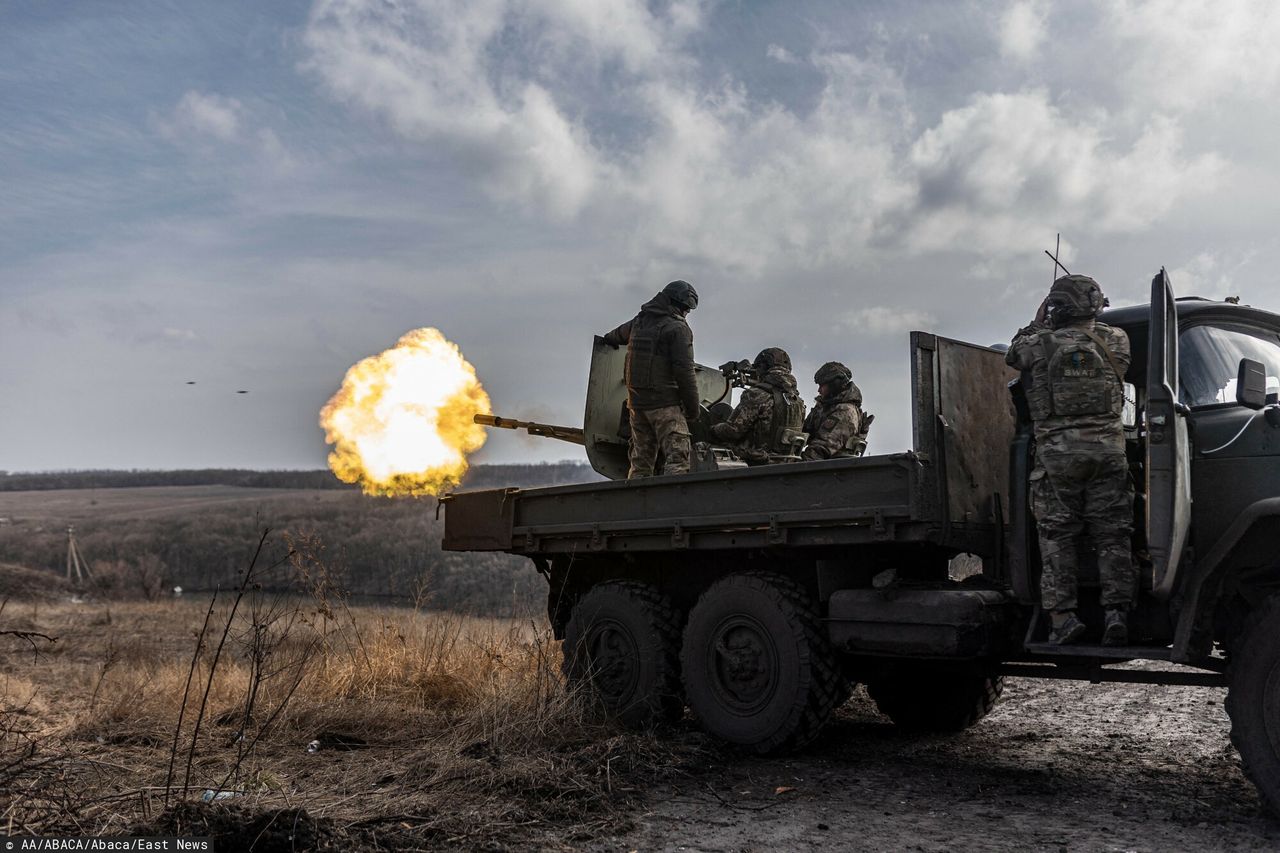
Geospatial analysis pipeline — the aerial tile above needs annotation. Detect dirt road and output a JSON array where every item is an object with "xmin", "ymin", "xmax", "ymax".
[{"xmin": 602, "ymin": 674, "xmax": 1280, "ymax": 852}]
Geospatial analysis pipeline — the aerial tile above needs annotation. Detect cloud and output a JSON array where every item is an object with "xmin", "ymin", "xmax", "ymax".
[
  {"xmin": 838, "ymin": 306, "xmax": 937, "ymax": 337},
  {"xmin": 1168, "ymin": 251, "xmax": 1256, "ymax": 301},
  {"xmin": 998, "ymin": 0, "xmax": 1048, "ymax": 62},
  {"xmin": 301, "ymin": 0, "xmax": 1234, "ymax": 275},
  {"xmin": 766, "ymin": 44, "xmax": 799, "ymax": 64},
  {"xmin": 904, "ymin": 92, "xmax": 1223, "ymax": 252},
  {"xmin": 163, "ymin": 91, "xmax": 243, "ymax": 142},
  {"xmin": 1105, "ymin": 0, "xmax": 1280, "ymax": 111}
]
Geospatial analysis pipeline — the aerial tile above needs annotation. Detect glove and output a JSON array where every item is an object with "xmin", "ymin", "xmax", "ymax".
[{"xmin": 1034, "ymin": 297, "xmax": 1050, "ymax": 325}]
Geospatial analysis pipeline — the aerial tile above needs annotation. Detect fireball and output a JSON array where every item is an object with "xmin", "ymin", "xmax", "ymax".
[{"xmin": 320, "ymin": 328, "xmax": 491, "ymax": 496}]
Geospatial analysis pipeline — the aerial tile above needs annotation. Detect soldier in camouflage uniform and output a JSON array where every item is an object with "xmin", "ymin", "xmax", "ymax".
[
  {"xmin": 1006, "ymin": 274, "xmax": 1136, "ymax": 646},
  {"xmin": 602, "ymin": 280, "xmax": 700, "ymax": 478},
  {"xmin": 801, "ymin": 361, "xmax": 870, "ymax": 460},
  {"xmin": 710, "ymin": 348, "xmax": 806, "ymax": 465}
]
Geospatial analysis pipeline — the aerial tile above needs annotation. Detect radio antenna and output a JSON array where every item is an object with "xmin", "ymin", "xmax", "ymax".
[{"xmin": 1045, "ymin": 233, "xmax": 1070, "ymax": 279}]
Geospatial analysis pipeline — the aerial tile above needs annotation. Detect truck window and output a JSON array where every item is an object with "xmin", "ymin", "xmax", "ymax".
[{"xmin": 1179, "ymin": 324, "xmax": 1280, "ymax": 407}]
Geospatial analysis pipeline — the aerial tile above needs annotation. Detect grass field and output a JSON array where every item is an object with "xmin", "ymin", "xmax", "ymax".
[
  {"xmin": 0, "ymin": 485, "xmax": 358, "ymax": 523},
  {"xmin": 1, "ymin": 593, "xmax": 695, "ymax": 850}
]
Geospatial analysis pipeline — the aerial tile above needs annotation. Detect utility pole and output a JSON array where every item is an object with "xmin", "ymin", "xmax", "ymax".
[{"xmin": 66, "ymin": 525, "xmax": 91, "ymax": 584}]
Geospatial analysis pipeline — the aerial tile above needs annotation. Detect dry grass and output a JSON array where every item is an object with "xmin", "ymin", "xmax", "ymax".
[{"xmin": 0, "ymin": 591, "xmax": 708, "ymax": 850}]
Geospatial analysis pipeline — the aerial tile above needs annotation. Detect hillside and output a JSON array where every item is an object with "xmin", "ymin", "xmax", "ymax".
[{"xmin": 0, "ymin": 464, "xmax": 597, "ymax": 614}]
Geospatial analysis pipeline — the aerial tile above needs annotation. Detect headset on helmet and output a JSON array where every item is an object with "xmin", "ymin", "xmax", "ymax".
[
  {"xmin": 1046, "ymin": 274, "xmax": 1106, "ymax": 326},
  {"xmin": 662, "ymin": 279, "xmax": 699, "ymax": 311},
  {"xmin": 814, "ymin": 361, "xmax": 852, "ymax": 390}
]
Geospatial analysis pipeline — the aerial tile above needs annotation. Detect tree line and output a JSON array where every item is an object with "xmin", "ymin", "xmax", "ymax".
[{"xmin": 0, "ymin": 463, "xmax": 598, "ymax": 492}]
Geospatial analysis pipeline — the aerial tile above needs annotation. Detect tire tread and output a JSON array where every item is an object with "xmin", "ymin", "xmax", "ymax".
[
  {"xmin": 1226, "ymin": 594, "xmax": 1280, "ymax": 816},
  {"xmin": 683, "ymin": 571, "xmax": 842, "ymax": 754},
  {"xmin": 562, "ymin": 580, "xmax": 684, "ymax": 726}
]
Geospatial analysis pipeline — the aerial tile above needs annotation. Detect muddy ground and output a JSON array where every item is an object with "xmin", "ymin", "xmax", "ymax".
[{"xmin": 602, "ymin": 672, "xmax": 1279, "ymax": 853}]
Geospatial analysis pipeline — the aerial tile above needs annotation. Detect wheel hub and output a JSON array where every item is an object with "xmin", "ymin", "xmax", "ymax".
[
  {"xmin": 586, "ymin": 619, "xmax": 639, "ymax": 700},
  {"xmin": 709, "ymin": 616, "xmax": 778, "ymax": 713}
]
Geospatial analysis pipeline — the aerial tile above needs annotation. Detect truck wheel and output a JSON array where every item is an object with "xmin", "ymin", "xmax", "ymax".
[
  {"xmin": 681, "ymin": 572, "xmax": 841, "ymax": 754},
  {"xmin": 1226, "ymin": 594, "xmax": 1280, "ymax": 815},
  {"xmin": 561, "ymin": 581, "xmax": 683, "ymax": 727},
  {"xmin": 868, "ymin": 663, "xmax": 1003, "ymax": 732}
]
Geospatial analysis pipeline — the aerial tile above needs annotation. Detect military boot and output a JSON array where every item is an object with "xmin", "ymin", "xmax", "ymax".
[
  {"xmin": 1048, "ymin": 611, "xmax": 1087, "ymax": 645},
  {"xmin": 1102, "ymin": 608, "xmax": 1129, "ymax": 646}
]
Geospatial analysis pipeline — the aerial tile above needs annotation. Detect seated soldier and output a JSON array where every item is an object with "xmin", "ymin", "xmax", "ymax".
[
  {"xmin": 801, "ymin": 361, "xmax": 871, "ymax": 460},
  {"xmin": 710, "ymin": 348, "xmax": 807, "ymax": 465}
]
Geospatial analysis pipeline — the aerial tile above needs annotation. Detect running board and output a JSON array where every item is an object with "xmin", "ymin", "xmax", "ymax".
[{"xmin": 1021, "ymin": 642, "xmax": 1173, "ymax": 661}]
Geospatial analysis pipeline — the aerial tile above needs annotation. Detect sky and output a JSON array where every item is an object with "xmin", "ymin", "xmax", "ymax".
[{"xmin": 4, "ymin": 0, "xmax": 1280, "ymax": 472}]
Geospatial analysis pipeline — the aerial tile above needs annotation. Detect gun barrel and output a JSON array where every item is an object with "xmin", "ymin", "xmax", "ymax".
[{"xmin": 473, "ymin": 413, "xmax": 586, "ymax": 446}]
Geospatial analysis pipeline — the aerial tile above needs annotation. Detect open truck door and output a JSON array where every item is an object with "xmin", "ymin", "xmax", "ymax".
[{"xmin": 1145, "ymin": 269, "xmax": 1193, "ymax": 599}]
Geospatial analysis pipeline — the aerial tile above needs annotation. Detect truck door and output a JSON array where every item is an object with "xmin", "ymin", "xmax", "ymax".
[
  {"xmin": 1146, "ymin": 269, "xmax": 1193, "ymax": 599},
  {"xmin": 1177, "ymin": 316, "xmax": 1280, "ymax": 608}
]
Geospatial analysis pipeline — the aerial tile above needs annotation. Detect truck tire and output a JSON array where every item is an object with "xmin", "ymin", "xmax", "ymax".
[
  {"xmin": 681, "ymin": 572, "xmax": 841, "ymax": 754},
  {"xmin": 868, "ymin": 663, "xmax": 1003, "ymax": 732},
  {"xmin": 1226, "ymin": 594, "xmax": 1280, "ymax": 815},
  {"xmin": 561, "ymin": 581, "xmax": 683, "ymax": 727}
]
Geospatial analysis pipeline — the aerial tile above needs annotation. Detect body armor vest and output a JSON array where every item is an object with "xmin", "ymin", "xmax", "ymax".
[
  {"xmin": 1030, "ymin": 330, "xmax": 1121, "ymax": 420},
  {"xmin": 625, "ymin": 317, "xmax": 661, "ymax": 390}
]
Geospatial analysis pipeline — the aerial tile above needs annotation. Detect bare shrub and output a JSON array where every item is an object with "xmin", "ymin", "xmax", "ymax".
[
  {"xmin": 132, "ymin": 554, "xmax": 169, "ymax": 602},
  {"xmin": 3, "ymin": 533, "xmax": 707, "ymax": 846}
]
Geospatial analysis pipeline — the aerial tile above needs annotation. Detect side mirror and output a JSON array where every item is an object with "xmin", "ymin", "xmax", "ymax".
[{"xmin": 1237, "ymin": 358, "xmax": 1268, "ymax": 409}]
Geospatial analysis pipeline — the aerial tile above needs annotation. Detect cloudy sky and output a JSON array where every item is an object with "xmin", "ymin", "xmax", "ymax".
[{"xmin": 4, "ymin": 0, "xmax": 1280, "ymax": 472}]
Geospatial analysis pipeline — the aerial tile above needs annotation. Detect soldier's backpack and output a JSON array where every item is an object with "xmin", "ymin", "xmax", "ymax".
[
  {"xmin": 767, "ymin": 386, "xmax": 808, "ymax": 458},
  {"xmin": 1038, "ymin": 329, "xmax": 1121, "ymax": 417}
]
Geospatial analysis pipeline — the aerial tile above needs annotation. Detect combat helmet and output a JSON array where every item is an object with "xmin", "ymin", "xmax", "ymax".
[
  {"xmin": 753, "ymin": 347, "xmax": 791, "ymax": 374},
  {"xmin": 814, "ymin": 361, "xmax": 853, "ymax": 391},
  {"xmin": 662, "ymin": 280, "xmax": 699, "ymax": 311},
  {"xmin": 1046, "ymin": 274, "xmax": 1106, "ymax": 327}
]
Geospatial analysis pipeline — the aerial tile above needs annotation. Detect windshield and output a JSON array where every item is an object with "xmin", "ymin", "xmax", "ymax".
[{"xmin": 1179, "ymin": 324, "xmax": 1280, "ymax": 407}]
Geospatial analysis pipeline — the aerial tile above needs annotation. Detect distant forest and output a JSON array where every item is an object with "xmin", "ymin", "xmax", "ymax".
[
  {"xmin": 0, "ymin": 463, "xmax": 599, "ymax": 615},
  {"xmin": 0, "ymin": 463, "xmax": 598, "ymax": 492}
]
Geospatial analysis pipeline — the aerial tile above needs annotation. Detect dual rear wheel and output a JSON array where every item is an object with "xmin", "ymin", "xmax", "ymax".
[
  {"xmin": 562, "ymin": 573, "xmax": 1000, "ymax": 749},
  {"xmin": 562, "ymin": 572, "xmax": 843, "ymax": 751}
]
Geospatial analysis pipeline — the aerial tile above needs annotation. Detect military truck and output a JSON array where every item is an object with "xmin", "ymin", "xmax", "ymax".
[{"xmin": 442, "ymin": 271, "xmax": 1280, "ymax": 812}]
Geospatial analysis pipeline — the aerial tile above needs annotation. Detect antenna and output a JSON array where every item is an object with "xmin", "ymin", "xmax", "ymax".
[{"xmin": 1045, "ymin": 233, "xmax": 1071, "ymax": 279}]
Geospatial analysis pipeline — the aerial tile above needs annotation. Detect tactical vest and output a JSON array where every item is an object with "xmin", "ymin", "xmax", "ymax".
[
  {"xmin": 765, "ymin": 385, "xmax": 807, "ymax": 455},
  {"xmin": 625, "ymin": 316, "xmax": 661, "ymax": 390},
  {"xmin": 1029, "ymin": 330, "xmax": 1121, "ymax": 421}
]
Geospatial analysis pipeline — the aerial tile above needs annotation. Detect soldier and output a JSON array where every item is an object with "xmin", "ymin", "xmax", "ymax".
[
  {"xmin": 602, "ymin": 280, "xmax": 700, "ymax": 478},
  {"xmin": 801, "ymin": 361, "xmax": 870, "ymax": 460},
  {"xmin": 1006, "ymin": 274, "xmax": 1135, "ymax": 646},
  {"xmin": 710, "ymin": 348, "xmax": 806, "ymax": 464}
]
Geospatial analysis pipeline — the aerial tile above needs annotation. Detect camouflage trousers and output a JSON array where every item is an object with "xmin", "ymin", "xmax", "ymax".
[
  {"xmin": 628, "ymin": 405, "xmax": 691, "ymax": 478},
  {"xmin": 1031, "ymin": 451, "xmax": 1136, "ymax": 613}
]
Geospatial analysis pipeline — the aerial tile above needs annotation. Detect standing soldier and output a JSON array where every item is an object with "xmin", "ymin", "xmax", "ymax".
[
  {"xmin": 710, "ymin": 348, "xmax": 806, "ymax": 464},
  {"xmin": 801, "ymin": 361, "xmax": 871, "ymax": 460},
  {"xmin": 1006, "ymin": 274, "xmax": 1136, "ymax": 646},
  {"xmin": 602, "ymin": 280, "xmax": 700, "ymax": 478}
]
